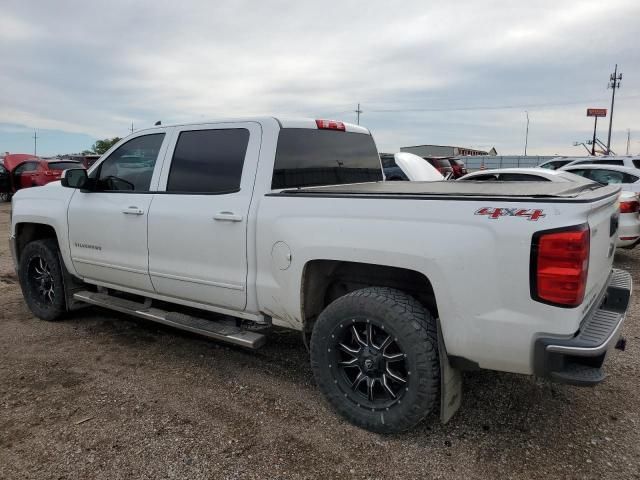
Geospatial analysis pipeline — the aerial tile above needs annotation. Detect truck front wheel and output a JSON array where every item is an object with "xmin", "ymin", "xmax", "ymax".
[
  {"xmin": 18, "ymin": 239, "xmax": 67, "ymax": 321},
  {"xmin": 310, "ymin": 287, "xmax": 439, "ymax": 433}
]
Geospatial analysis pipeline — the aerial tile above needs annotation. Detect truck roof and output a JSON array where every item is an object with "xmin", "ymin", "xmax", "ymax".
[
  {"xmin": 133, "ymin": 117, "xmax": 370, "ymax": 135},
  {"xmin": 273, "ymin": 180, "xmax": 620, "ymax": 203}
]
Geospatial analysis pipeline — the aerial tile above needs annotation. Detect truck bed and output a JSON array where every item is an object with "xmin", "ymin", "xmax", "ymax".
[{"xmin": 275, "ymin": 181, "xmax": 619, "ymax": 202}]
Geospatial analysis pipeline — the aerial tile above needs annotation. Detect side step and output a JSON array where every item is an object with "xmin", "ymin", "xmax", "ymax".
[
  {"xmin": 73, "ymin": 291, "xmax": 266, "ymax": 349},
  {"xmin": 550, "ymin": 362, "xmax": 606, "ymax": 387}
]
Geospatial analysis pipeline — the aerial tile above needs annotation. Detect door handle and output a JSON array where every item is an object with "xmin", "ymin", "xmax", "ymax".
[
  {"xmin": 213, "ymin": 211, "xmax": 243, "ymax": 222},
  {"xmin": 122, "ymin": 206, "xmax": 144, "ymax": 215}
]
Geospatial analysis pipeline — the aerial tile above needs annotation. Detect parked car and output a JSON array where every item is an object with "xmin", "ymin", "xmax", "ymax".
[
  {"xmin": 423, "ymin": 157, "xmax": 454, "ymax": 176},
  {"xmin": 448, "ymin": 158, "xmax": 468, "ymax": 178},
  {"xmin": 381, "ymin": 152, "xmax": 444, "ymax": 181},
  {"xmin": 0, "ymin": 162, "xmax": 10, "ymax": 201},
  {"xmin": 10, "ymin": 117, "xmax": 630, "ymax": 433},
  {"xmin": 616, "ymin": 191, "xmax": 640, "ymax": 249},
  {"xmin": 459, "ymin": 167, "xmax": 637, "ymax": 248},
  {"xmin": 559, "ymin": 156, "xmax": 640, "ymax": 169},
  {"xmin": 458, "ymin": 167, "xmax": 594, "ymax": 185},
  {"xmin": 0, "ymin": 154, "xmax": 84, "ymax": 199},
  {"xmin": 538, "ymin": 157, "xmax": 575, "ymax": 170},
  {"xmin": 560, "ymin": 164, "xmax": 640, "ymax": 193}
]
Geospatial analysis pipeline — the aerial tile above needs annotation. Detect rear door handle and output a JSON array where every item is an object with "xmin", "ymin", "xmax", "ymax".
[
  {"xmin": 213, "ymin": 212, "xmax": 243, "ymax": 222},
  {"xmin": 122, "ymin": 206, "xmax": 144, "ymax": 215}
]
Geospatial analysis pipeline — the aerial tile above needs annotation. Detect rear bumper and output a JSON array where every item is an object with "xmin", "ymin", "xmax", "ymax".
[{"xmin": 533, "ymin": 269, "xmax": 632, "ymax": 386}]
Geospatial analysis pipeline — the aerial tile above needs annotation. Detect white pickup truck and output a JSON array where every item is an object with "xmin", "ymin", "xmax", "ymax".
[{"xmin": 9, "ymin": 118, "xmax": 632, "ymax": 433}]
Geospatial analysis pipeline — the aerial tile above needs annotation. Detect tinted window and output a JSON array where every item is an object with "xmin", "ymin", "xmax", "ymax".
[
  {"xmin": 633, "ymin": 160, "xmax": 640, "ymax": 169},
  {"xmin": 566, "ymin": 169, "xmax": 590, "ymax": 178},
  {"xmin": 587, "ymin": 169, "xmax": 628, "ymax": 185},
  {"xmin": 380, "ymin": 154, "xmax": 397, "ymax": 169},
  {"xmin": 272, "ymin": 129, "xmax": 382, "ymax": 189},
  {"xmin": 14, "ymin": 162, "xmax": 40, "ymax": 174},
  {"xmin": 464, "ymin": 174, "xmax": 498, "ymax": 181},
  {"xmin": 48, "ymin": 161, "xmax": 82, "ymax": 171},
  {"xmin": 429, "ymin": 158, "xmax": 451, "ymax": 168},
  {"xmin": 499, "ymin": 173, "xmax": 550, "ymax": 181},
  {"xmin": 95, "ymin": 134, "xmax": 165, "ymax": 191},
  {"xmin": 593, "ymin": 160, "xmax": 624, "ymax": 166},
  {"xmin": 541, "ymin": 160, "xmax": 570, "ymax": 170},
  {"xmin": 167, "ymin": 129, "xmax": 249, "ymax": 193}
]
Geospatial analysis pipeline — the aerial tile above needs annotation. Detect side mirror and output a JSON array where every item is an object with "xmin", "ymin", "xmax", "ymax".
[{"xmin": 61, "ymin": 168, "xmax": 88, "ymax": 189}]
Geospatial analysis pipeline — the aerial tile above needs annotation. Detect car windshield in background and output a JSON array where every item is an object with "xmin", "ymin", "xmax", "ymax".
[
  {"xmin": 272, "ymin": 129, "xmax": 382, "ymax": 189},
  {"xmin": 48, "ymin": 162, "xmax": 81, "ymax": 170},
  {"xmin": 433, "ymin": 159, "xmax": 451, "ymax": 168}
]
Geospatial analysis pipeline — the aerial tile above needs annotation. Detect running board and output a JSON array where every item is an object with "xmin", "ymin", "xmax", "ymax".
[{"xmin": 73, "ymin": 291, "xmax": 266, "ymax": 349}]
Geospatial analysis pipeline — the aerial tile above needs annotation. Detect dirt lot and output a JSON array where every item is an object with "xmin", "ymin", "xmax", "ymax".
[{"xmin": 1, "ymin": 202, "xmax": 640, "ymax": 480}]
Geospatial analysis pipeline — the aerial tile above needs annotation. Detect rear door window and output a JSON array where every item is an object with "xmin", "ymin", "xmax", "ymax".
[
  {"xmin": 273, "ymin": 129, "xmax": 382, "ymax": 189},
  {"xmin": 498, "ymin": 173, "xmax": 550, "ymax": 181},
  {"xmin": 167, "ymin": 129, "xmax": 249, "ymax": 194},
  {"xmin": 593, "ymin": 160, "xmax": 624, "ymax": 166},
  {"xmin": 587, "ymin": 169, "xmax": 626, "ymax": 184}
]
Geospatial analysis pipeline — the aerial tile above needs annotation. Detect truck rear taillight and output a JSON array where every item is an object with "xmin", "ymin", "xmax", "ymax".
[
  {"xmin": 619, "ymin": 200, "xmax": 639, "ymax": 214},
  {"xmin": 531, "ymin": 225, "xmax": 590, "ymax": 308},
  {"xmin": 315, "ymin": 119, "xmax": 345, "ymax": 131}
]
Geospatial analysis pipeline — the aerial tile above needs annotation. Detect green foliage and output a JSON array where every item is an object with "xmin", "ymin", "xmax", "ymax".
[{"xmin": 88, "ymin": 137, "xmax": 121, "ymax": 155}]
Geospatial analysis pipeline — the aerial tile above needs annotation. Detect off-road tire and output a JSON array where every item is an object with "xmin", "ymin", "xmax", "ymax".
[
  {"xmin": 310, "ymin": 287, "xmax": 439, "ymax": 433},
  {"xmin": 18, "ymin": 239, "xmax": 67, "ymax": 321}
]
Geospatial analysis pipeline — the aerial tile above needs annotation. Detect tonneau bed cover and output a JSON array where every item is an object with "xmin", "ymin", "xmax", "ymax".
[{"xmin": 274, "ymin": 181, "xmax": 620, "ymax": 203}]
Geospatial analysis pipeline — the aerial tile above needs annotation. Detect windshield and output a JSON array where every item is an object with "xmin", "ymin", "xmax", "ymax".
[{"xmin": 272, "ymin": 129, "xmax": 382, "ymax": 189}]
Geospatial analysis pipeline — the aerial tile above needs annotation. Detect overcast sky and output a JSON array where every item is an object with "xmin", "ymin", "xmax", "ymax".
[{"xmin": 1, "ymin": 0, "xmax": 639, "ymax": 156}]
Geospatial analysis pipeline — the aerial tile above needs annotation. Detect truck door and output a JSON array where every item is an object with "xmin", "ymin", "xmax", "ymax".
[
  {"xmin": 147, "ymin": 122, "xmax": 261, "ymax": 311},
  {"xmin": 67, "ymin": 131, "xmax": 170, "ymax": 292}
]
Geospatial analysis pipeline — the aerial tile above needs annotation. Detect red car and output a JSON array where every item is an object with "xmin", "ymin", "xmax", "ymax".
[
  {"xmin": 423, "ymin": 157, "xmax": 454, "ymax": 177},
  {"xmin": 448, "ymin": 158, "xmax": 468, "ymax": 178},
  {"xmin": 0, "ymin": 154, "xmax": 84, "ymax": 200}
]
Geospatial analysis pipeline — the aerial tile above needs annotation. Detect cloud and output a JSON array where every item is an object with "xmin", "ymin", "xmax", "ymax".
[{"xmin": 0, "ymin": 0, "xmax": 639, "ymax": 155}]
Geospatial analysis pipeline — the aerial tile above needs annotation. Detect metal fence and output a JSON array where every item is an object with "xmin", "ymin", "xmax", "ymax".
[{"xmin": 456, "ymin": 155, "xmax": 558, "ymax": 171}]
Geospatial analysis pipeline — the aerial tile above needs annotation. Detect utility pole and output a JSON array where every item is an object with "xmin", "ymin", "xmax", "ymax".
[
  {"xmin": 33, "ymin": 130, "xmax": 38, "ymax": 156},
  {"xmin": 606, "ymin": 64, "xmax": 622, "ymax": 155},
  {"xmin": 354, "ymin": 103, "xmax": 363, "ymax": 125},
  {"xmin": 524, "ymin": 111, "xmax": 529, "ymax": 156},
  {"xmin": 591, "ymin": 116, "xmax": 599, "ymax": 156},
  {"xmin": 626, "ymin": 129, "xmax": 631, "ymax": 155},
  {"xmin": 130, "ymin": 122, "xmax": 134, "ymax": 134}
]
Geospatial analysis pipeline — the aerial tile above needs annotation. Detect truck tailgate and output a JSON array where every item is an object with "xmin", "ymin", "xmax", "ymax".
[{"xmin": 583, "ymin": 193, "xmax": 620, "ymax": 310}]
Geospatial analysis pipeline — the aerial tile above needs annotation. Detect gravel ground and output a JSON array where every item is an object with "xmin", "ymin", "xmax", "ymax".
[{"xmin": 1, "ymin": 201, "xmax": 640, "ymax": 480}]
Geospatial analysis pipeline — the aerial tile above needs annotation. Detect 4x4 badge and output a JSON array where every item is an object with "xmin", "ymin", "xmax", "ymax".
[{"xmin": 475, "ymin": 207, "xmax": 545, "ymax": 221}]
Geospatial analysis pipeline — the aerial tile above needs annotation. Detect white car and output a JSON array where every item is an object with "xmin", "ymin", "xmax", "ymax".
[
  {"xmin": 616, "ymin": 191, "xmax": 640, "ymax": 248},
  {"xmin": 560, "ymin": 164, "xmax": 640, "ymax": 193},
  {"xmin": 9, "ymin": 117, "xmax": 630, "ymax": 433},
  {"xmin": 460, "ymin": 167, "xmax": 640, "ymax": 249},
  {"xmin": 381, "ymin": 152, "xmax": 444, "ymax": 181},
  {"xmin": 548, "ymin": 156, "xmax": 640, "ymax": 170},
  {"xmin": 458, "ymin": 167, "xmax": 594, "ymax": 184}
]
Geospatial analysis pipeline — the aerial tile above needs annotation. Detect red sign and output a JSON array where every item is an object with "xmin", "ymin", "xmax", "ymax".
[{"xmin": 587, "ymin": 108, "xmax": 607, "ymax": 117}]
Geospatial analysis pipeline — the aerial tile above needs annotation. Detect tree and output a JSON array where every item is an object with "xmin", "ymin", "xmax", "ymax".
[{"xmin": 88, "ymin": 137, "xmax": 121, "ymax": 155}]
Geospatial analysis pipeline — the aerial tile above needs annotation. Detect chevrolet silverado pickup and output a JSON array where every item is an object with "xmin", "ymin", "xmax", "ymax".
[{"xmin": 9, "ymin": 117, "xmax": 632, "ymax": 433}]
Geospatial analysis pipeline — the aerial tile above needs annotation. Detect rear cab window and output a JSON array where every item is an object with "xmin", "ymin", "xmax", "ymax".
[{"xmin": 272, "ymin": 129, "xmax": 382, "ymax": 189}]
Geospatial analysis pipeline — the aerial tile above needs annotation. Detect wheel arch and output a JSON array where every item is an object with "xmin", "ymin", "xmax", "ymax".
[
  {"xmin": 301, "ymin": 259, "xmax": 438, "ymax": 335},
  {"xmin": 14, "ymin": 222, "xmax": 60, "ymax": 264}
]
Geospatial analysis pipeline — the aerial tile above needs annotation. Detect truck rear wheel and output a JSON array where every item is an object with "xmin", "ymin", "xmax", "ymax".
[
  {"xmin": 310, "ymin": 287, "xmax": 439, "ymax": 433},
  {"xmin": 18, "ymin": 239, "xmax": 67, "ymax": 321}
]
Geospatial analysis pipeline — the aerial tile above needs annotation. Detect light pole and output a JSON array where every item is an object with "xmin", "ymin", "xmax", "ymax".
[{"xmin": 524, "ymin": 111, "xmax": 529, "ymax": 156}]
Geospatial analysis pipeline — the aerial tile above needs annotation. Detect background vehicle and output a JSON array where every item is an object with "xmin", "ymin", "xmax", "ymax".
[
  {"xmin": 0, "ymin": 162, "xmax": 10, "ymax": 201},
  {"xmin": 558, "ymin": 156, "xmax": 640, "ymax": 169},
  {"xmin": 538, "ymin": 157, "xmax": 574, "ymax": 170},
  {"xmin": 1, "ymin": 156, "xmax": 84, "ymax": 195},
  {"xmin": 423, "ymin": 157, "xmax": 454, "ymax": 176},
  {"xmin": 448, "ymin": 158, "xmax": 468, "ymax": 178},
  {"xmin": 381, "ymin": 152, "xmax": 444, "ymax": 181},
  {"xmin": 10, "ymin": 117, "xmax": 631, "ymax": 433},
  {"xmin": 561, "ymin": 164, "xmax": 640, "ymax": 193},
  {"xmin": 458, "ymin": 167, "xmax": 594, "ymax": 184},
  {"xmin": 616, "ymin": 191, "xmax": 640, "ymax": 248}
]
